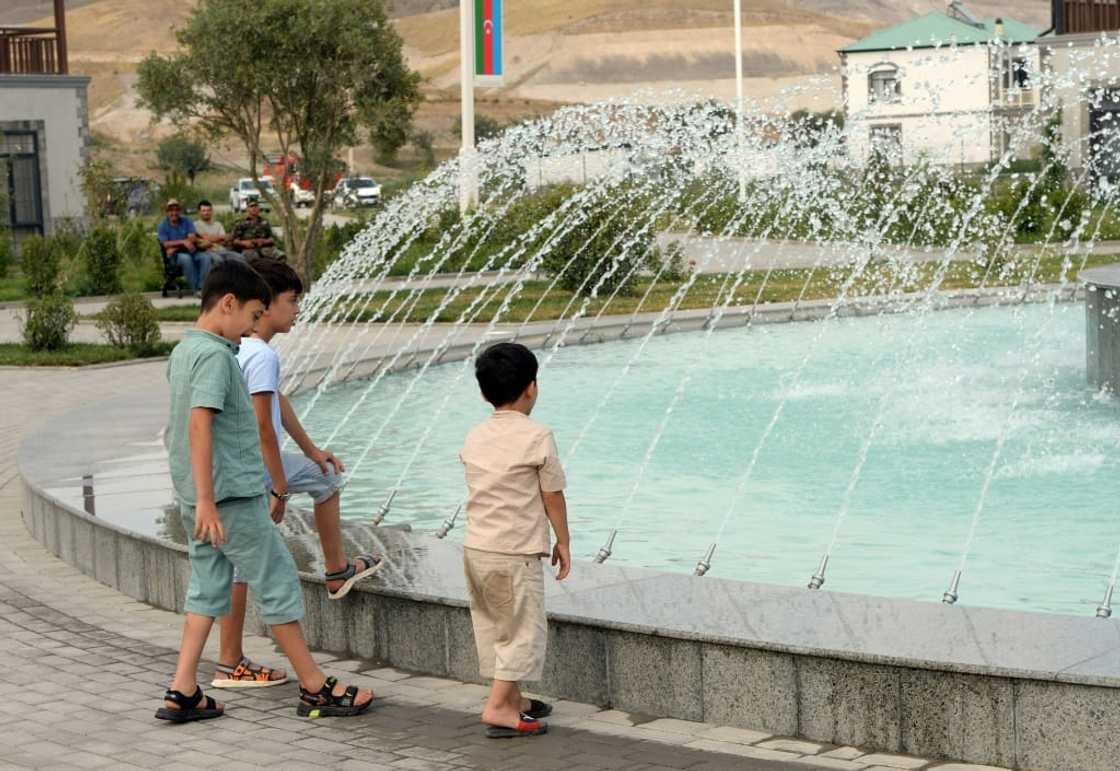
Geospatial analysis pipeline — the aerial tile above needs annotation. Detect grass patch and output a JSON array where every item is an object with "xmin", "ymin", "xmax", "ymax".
[
  {"xmin": 0, "ymin": 277, "xmax": 28, "ymax": 303},
  {"xmin": 0, "ymin": 342, "xmax": 177, "ymax": 367},
  {"xmin": 319, "ymin": 252, "xmax": 1110, "ymax": 325}
]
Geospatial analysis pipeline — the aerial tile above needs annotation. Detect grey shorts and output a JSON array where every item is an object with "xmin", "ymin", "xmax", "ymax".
[
  {"xmin": 274, "ymin": 451, "xmax": 346, "ymax": 504},
  {"xmin": 233, "ymin": 452, "xmax": 345, "ymax": 585}
]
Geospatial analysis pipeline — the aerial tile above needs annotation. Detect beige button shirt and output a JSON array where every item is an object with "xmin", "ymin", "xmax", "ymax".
[{"xmin": 460, "ymin": 410, "xmax": 566, "ymax": 556}]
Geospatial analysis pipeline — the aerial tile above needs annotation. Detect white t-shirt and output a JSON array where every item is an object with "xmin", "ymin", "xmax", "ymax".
[
  {"xmin": 195, "ymin": 219, "xmax": 227, "ymax": 239},
  {"xmin": 237, "ymin": 336, "xmax": 283, "ymax": 443}
]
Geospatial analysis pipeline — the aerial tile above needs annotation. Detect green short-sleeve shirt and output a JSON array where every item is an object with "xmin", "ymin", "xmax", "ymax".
[{"xmin": 167, "ymin": 329, "xmax": 266, "ymax": 505}]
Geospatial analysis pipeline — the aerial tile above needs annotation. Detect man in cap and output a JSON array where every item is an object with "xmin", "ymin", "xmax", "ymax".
[
  {"xmin": 157, "ymin": 199, "xmax": 213, "ymax": 295},
  {"xmin": 231, "ymin": 201, "xmax": 285, "ymax": 260}
]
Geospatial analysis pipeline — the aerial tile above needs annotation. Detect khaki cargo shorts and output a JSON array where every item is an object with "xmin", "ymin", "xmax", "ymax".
[{"xmin": 463, "ymin": 547, "xmax": 547, "ymax": 682}]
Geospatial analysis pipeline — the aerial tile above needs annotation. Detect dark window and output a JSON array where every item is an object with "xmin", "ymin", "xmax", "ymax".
[{"xmin": 0, "ymin": 130, "xmax": 43, "ymax": 235}]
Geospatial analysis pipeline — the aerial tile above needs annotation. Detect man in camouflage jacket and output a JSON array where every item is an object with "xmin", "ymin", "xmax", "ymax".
[{"xmin": 231, "ymin": 201, "xmax": 285, "ymax": 260}]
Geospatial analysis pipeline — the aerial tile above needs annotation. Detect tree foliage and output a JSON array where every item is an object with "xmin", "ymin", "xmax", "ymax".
[
  {"xmin": 137, "ymin": 0, "xmax": 422, "ymax": 281},
  {"xmin": 157, "ymin": 132, "xmax": 211, "ymax": 184}
]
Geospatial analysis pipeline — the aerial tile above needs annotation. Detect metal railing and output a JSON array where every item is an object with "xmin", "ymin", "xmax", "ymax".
[
  {"xmin": 0, "ymin": 28, "xmax": 65, "ymax": 75},
  {"xmin": 1055, "ymin": 0, "xmax": 1120, "ymax": 35}
]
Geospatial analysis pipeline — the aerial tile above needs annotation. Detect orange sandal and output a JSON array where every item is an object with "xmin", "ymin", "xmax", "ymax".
[{"xmin": 211, "ymin": 657, "xmax": 289, "ymax": 689}]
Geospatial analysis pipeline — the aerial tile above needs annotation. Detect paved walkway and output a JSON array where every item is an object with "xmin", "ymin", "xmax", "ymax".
[{"xmin": 0, "ymin": 363, "xmax": 1001, "ymax": 770}]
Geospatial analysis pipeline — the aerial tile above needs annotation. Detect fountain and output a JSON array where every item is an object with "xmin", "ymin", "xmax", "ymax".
[
  {"xmin": 273, "ymin": 38, "xmax": 1120, "ymax": 618},
  {"xmin": 21, "ymin": 34, "xmax": 1120, "ymax": 771}
]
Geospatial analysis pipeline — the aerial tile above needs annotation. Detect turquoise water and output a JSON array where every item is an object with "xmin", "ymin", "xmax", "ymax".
[{"xmin": 294, "ymin": 301, "xmax": 1120, "ymax": 616}]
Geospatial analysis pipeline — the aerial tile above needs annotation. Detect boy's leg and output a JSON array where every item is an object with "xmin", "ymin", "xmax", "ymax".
[
  {"xmin": 220, "ymin": 495, "xmax": 372, "ymax": 710},
  {"xmin": 168, "ymin": 613, "xmax": 217, "ymax": 703},
  {"xmin": 162, "ymin": 504, "xmax": 236, "ymax": 713},
  {"xmin": 213, "ymin": 578, "xmax": 288, "ymax": 685},
  {"xmin": 482, "ymin": 679, "xmax": 523, "ymax": 727},
  {"xmin": 282, "ymin": 452, "xmax": 378, "ymax": 593}
]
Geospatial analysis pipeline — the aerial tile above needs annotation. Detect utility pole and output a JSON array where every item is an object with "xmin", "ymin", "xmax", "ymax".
[{"xmin": 459, "ymin": 0, "xmax": 478, "ymax": 214}]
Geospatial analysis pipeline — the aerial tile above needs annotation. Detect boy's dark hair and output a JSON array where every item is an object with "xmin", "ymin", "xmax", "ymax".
[
  {"xmin": 475, "ymin": 342, "xmax": 538, "ymax": 407},
  {"xmin": 197, "ymin": 199, "xmax": 212, "ymax": 208},
  {"xmin": 248, "ymin": 255, "xmax": 304, "ymax": 297},
  {"xmin": 200, "ymin": 259, "xmax": 271, "ymax": 311}
]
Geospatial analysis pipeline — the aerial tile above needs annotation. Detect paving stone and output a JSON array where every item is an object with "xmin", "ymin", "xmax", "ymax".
[
  {"xmin": 791, "ymin": 757, "xmax": 872, "ymax": 770},
  {"xmin": 683, "ymin": 738, "xmax": 804, "ymax": 761},
  {"xmin": 696, "ymin": 725, "xmax": 773, "ymax": 745},
  {"xmin": 757, "ymin": 738, "xmax": 828, "ymax": 754},
  {"xmin": 856, "ymin": 753, "xmax": 928, "ymax": 769},
  {"xmin": 820, "ymin": 747, "xmax": 867, "ymax": 761}
]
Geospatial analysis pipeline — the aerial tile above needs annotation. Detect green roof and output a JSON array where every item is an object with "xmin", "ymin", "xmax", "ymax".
[{"xmin": 841, "ymin": 11, "xmax": 1040, "ymax": 53}]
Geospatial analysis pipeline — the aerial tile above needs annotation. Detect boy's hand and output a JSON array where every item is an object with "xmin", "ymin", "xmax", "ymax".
[
  {"xmin": 194, "ymin": 500, "xmax": 226, "ymax": 546},
  {"xmin": 310, "ymin": 447, "xmax": 345, "ymax": 475},
  {"xmin": 551, "ymin": 542, "xmax": 571, "ymax": 581},
  {"xmin": 269, "ymin": 494, "xmax": 286, "ymax": 524}
]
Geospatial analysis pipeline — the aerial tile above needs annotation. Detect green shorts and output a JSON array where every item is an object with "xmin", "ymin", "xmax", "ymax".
[{"xmin": 179, "ymin": 494, "xmax": 304, "ymax": 625}]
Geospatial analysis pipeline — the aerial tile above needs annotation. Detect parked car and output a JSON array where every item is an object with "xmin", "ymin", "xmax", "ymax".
[
  {"xmin": 289, "ymin": 180, "xmax": 315, "ymax": 208},
  {"xmin": 229, "ymin": 177, "xmax": 275, "ymax": 212},
  {"xmin": 332, "ymin": 176, "xmax": 382, "ymax": 208}
]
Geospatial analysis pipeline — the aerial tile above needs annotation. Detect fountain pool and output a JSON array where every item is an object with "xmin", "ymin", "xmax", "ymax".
[{"xmin": 295, "ymin": 299, "xmax": 1120, "ymax": 616}]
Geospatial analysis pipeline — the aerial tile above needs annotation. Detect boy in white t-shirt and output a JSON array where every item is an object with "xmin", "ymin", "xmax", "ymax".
[{"xmin": 212, "ymin": 256, "xmax": 383, "ymax": 689}]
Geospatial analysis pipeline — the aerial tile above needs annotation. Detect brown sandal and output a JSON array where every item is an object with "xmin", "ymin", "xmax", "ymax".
[{"xmin": 211, "ymin": 657, "xmax": 288, "ymax": 688}]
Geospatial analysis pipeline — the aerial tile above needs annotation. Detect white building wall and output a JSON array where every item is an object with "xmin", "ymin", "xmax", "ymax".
[
  {"xmin": 0, "ymin": 75, "xmax": 91, "ymax": 229},
  {"xmin": 1042, "ymin": 36, "xmax": 1120, "ymax": 178},
  {"xmin": 844, "ymin": 44, "xmax": 1040, "ymax": 166}
]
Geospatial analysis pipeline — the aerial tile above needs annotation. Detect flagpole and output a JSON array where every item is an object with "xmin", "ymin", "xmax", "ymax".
[
  {"xmin": 734, "ymin": 0, "xmax": 746, "ymax": 202},
  {"xmin": 459, "ymin": 0, "xmax": 478, "ymax": 213}
]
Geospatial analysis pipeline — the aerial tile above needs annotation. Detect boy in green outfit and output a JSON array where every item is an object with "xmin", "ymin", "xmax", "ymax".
[{"xmin": 157, "ymin": 260, "xmax": 374, "ymax": 722}]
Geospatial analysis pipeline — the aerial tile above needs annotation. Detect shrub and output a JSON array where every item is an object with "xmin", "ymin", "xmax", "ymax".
[
  {"xmin": 78, "ymin": 226, "xmax": 123, "ymax": 296},
  {"xmin": 540, "ymin": 183, "xmax": 655, "ymax": 297},
  {"xmin": 22, "ymin": 293, "xmax": 77, "ymax": 351},
  {"xmin": 19, "ymin": 234, "xmax": 61, "ymax": 296},
  {"xmin": 0, "ymin": 235, "xmax": 11, "ymax": 279},
  {"xmin": 118, "ymin": 220, "xmax": 165, "ymax": 292},
  {"xmin": 96, "ymin": 293, "xmax": 161, "ymax": 352}
]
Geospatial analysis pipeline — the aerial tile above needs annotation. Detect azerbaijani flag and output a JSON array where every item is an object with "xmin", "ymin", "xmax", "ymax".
[{"xmin": 474, "ymin": 0, "xmax": 503, "ymax": 83}]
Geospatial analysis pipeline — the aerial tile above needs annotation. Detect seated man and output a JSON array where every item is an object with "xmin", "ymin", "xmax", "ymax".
[
  {"xmin": 231, "ymin": 201, "xmax": 285, "ymax": 260},
  {"xmin": 194, "ymin": 200, "xmax": 241, "ymax": 264},
  {"xmin": 157, "ymin": 199, "xmax": 212, "ymax": 296}
]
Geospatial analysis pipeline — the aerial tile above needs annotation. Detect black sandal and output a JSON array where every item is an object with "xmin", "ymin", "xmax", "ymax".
[
  {"xmin": 155, "ymin": 686, "xmax": 224, "ymax": 723},
  {"xmin": 326, "ymin": 553, "xmax": 384, "ymax": 600},
  {"xmin": 297, "ymin": 675, "xmax": 374, "ymax": 718},
  {"xmin": 525, "ymin": 698, "xmax": 552, "ymax": 719}
]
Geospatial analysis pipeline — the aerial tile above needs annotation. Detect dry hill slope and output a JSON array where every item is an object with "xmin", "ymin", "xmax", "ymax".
[{"xmin": 3, "ymin": 0, "xmax": 1050, "ymax": 140}]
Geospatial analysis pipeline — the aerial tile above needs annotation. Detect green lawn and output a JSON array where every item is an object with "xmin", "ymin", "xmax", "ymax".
[
  {"xmin": 0, "ymin": 342, "xmax": 177, "ymax": 367},
  {"xmin": 313, "ymin": 252, "xmax": 1111, "ymax": 326},
  {"xmin": 0, "ymin": 277, "xmax": 27, "ymax": 303}
]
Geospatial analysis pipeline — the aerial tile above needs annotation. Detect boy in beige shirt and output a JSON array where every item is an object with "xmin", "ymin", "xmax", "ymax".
[{"xmin": 460, "ymin": 342, "xmax": 571, "ymax": 739}]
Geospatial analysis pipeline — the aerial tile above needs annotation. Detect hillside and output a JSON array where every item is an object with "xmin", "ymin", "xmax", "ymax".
[{"xmin": 3, "ymin": 0, "xmax": 1050, "ymax": 146}]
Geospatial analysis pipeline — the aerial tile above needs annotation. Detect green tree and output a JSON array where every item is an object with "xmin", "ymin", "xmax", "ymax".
[
  {"xmin": 453, "ymin": 114, "xmax": 504, "ymax": 143},
  {"xmin": 136, "ymin": 0, "xmax": 421, "ymax": 281},
  {"xmin": 156, "ymin": 132, "xmax": 212, "ymax": 184}
]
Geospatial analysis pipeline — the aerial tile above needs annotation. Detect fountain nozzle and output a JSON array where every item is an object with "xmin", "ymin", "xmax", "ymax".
[
  {"xmin": 942, "ymin": 569, "xmax": 962, "ymax": 605},
  {"xmin": 372, "ymin": 489, "xmax": 398, "ymax": 526},
  {"xmin": 593, "ymin": 530, "xmax": 617, "ymax": 564},
  {"xmin": 435, "ymin": 504, "xmax": 461, "ymax": 539},
  {"xmin": 808, "ymin": 554, "xmax": 829, "ymax": 590},
  {"xmin": 1097, "ymin": 582, "xmax": 1115, "ymax": 619},
  {"xmin": 694, "ymin": 543, "xmax": 716, "ymax": 577}
]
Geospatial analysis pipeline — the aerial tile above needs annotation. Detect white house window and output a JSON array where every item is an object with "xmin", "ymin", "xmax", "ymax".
[
  {"xmin": 1001, "ymin": 57, "xmax": 1031, "ymax": 91},
  {"xmin": 869, "ymin": 124, "xmax": 903, "ymax": 164},
  {"xmin": 868, "ymin": 66, "xmax": 901, "ymax": 103}
]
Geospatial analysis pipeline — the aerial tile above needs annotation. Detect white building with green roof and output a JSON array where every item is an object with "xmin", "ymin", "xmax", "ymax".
[{"xmin": 840, "ymin": 1, "xmax": 1041, "ymax": 167}]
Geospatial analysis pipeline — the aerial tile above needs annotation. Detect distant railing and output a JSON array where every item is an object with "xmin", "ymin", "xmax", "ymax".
[
  {"xmin": 999, "ymin": 89, "xmax": 1037, "ymax": 109},
  {"xmin": 0, "ymin": 28, "xmax": 65, "ymax": 75},
  {"xmin": 1056, "ymin": 0, "xmax": 1120, "ymax": 35}
]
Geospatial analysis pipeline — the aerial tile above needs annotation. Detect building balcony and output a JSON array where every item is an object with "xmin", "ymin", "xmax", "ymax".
[
  {"xmin": 0, "ymin": 28, "xmax": 67, "ymax": 76},
  {"xmin": 1053, "ymin": 0, "xmax": 1120, "ymax": 35},
  {"xmin": 997, "ymin": 88, "xmax": 1037, "ymax": 109}
]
